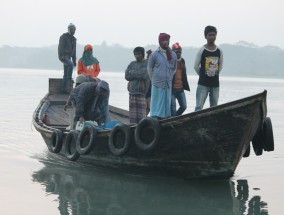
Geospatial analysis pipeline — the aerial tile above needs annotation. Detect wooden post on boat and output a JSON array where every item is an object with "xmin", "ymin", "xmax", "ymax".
[{"xmin": 49, "ymin": 78, "xmax": 73, "ymax": 94}]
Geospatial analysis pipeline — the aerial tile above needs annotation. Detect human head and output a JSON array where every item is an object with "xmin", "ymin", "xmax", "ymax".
[
  {"xmin": 75, "ymin": 74, "xmax": 95, "ymax": 87},
  {"xmin": 133, "ymin": 46, "xmax": 145, "ymax": 61},
  {"xmin": 95, "ymin": 80, "xmax": 109, "ymax": 96},
  {"xmin": 146, "ymin": 49, "xmax": 152, "ymax": 59},
  {"xmin": 204, "ymin": 25, "xmax": 217, "ymax": 38},
  {"xmin": 158, "ymin": 33, "xmax": 170, "ymax": 49},
  {"xmin": 68, "ymin": 23, "xmax": 76, "ymax": 36},
  {"xmin": 75, "ymin": 74, "xmax": 88, "ymax": 87},
  {"xmin": 84, "ymin": 44, "xmax": 93, "ymax": 52},
  {"xmin": 172, "ymin": 42, "xmax": 182, "ymax": 59}
]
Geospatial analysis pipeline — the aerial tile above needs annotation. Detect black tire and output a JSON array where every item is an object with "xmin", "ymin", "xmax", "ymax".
[
  {"xmin": 243, "ymin": 143, "xmax": 250, "ymax": 157},
  {"xmin": 263, "ymin": 117, "xmax": 274, "ymax": 151},
  {"xmin": 50, "ymin": 129, "xmax": 63, "ymax": 153},
  {"xmin": 108, "ymin": 124, "xmax": 132, "ymax": 156},
  {"xmin": 252, "ymin": 129, "xmax": 264, "ymax": 156},
  {"xmin": 64, "ymin": 130, "xmax": 80, "ymax": 161},
  {"xmin": 76, "ymin": 126, "xmax": 97, "ymax": 155},
  {"xmin": 135, "ymin": 117, "xmax": 160, "ymax": 151}
]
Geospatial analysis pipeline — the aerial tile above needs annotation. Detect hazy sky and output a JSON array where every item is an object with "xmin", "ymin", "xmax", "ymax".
[{"xmin": 1, "ymin": 0, "xmax": 284, "ymax": 49}]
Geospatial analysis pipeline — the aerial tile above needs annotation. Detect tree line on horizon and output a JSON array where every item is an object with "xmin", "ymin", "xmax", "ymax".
[{"xmin": 0, "ymin": 41, "xmax": 283, "ymax": 78}]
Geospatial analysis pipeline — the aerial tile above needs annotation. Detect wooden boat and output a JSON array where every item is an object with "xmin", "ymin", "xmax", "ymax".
[{"xmin": 32, "ymin": 78, "xmax": 274, "ymax": 179}]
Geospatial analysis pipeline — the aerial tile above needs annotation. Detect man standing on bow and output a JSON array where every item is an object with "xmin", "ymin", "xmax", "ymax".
[
  {"xmin": 58, "ymin": 23, "xmax": 77, "ymax": 93},
  {"xmin": 194, "ymin": 25, "xmax": 223, "ymax": 111}
]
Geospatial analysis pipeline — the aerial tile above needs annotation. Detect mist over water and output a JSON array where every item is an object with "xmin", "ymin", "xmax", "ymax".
[{"xmin": 0, "ymin": 68, "xmax": 283, "ymax": 215}]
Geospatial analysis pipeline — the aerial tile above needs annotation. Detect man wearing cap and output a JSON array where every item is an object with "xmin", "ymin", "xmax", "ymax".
[
  {"xmin": 58, "ymin": 23, "xmax": 77, "ymax": 93},
  {"xmin": 125, "ymin": 46, "xmax": 150, "ymax": 124},
  {"xmin": 77, "ymin": 44, "xmax": 101, "ymax": 77},
  {"xmin": 194, "ymin": 25, "xmax": 223, "ymax": 111},
  {"xmin": 171, "ymin": 42, "xmax": 190, "ymax": 116},
  {"xmin": 147, "ymin": 33, "xmax": 177, "ymax": 118},
  {"xmin": 65, "ymin": 79, "xmax": 111, "ymax": 126}
]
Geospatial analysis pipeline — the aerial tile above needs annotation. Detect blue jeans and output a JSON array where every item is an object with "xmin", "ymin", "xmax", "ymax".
[
  {"xmin": 61, "ymin": 56, "xmax": 74, "ymax": 92},
  {"xmin": 171, "ymin": 88, "xmax": 187, "ymax": 116},
  {"xmin": 195, "ymin": 85, "xmax": 219, "ymax": 111}
]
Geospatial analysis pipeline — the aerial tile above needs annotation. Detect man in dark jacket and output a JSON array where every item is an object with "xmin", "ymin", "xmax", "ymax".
[
  {"xmin": 58, "ymin": 23, "xmax": 77, "ymax": 93},
  {"xmin": 125, "ymin": 47, "xmax": 150, "ymax": 124},
  {"xmin": 171, "ymin": 42, "xmax": 190, "ymax": 116},
  {"xmin": 66, "ymin": 80, "xmax": 111, "ymax": 126}
]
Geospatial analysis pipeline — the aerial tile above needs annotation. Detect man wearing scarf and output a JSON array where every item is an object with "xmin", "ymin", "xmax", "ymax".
[
  {"xmin": 147, "ymin": 33, "xmax": 177, "ymax": 118},
  {"xmin": 77, "ymin": 44, "xmax": 101, "ymax": 77}
]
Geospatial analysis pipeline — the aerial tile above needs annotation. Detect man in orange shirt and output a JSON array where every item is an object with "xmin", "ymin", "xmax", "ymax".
[
  {"xmin": 77, "ymin": 44, "xmax": 101, "ymax": 77},
  {"xmin": 171, "ymin": 42, "xmax": 190, "ymax": 116}
]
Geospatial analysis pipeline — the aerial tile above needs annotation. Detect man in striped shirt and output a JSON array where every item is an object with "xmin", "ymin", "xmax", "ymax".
[{"xmin": 171, "ymin": 42, "xmax": 190, "ymax": 116}]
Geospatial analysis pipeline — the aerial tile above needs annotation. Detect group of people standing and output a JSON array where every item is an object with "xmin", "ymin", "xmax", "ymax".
[
  {"xmin": 125, "ymin": 26, "xmax": 223, "ymax": 124},
  {"xmin": 58, "ymin": 23, "xmax": 224, "ymax": 126}
]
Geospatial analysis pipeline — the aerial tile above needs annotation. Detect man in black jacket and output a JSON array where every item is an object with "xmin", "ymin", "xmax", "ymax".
[
  {"xmin": 58, "ymin": 23, "xmax": 77, "ymax": 93},
  {"xmin": 171, "ymin": 42, "xmax": 190, "ymax": 116}
]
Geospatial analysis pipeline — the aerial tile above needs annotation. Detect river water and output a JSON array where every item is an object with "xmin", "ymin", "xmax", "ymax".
[{"xmin": 0, "ymin": 68, "xmax": 283, "ymax": 215}]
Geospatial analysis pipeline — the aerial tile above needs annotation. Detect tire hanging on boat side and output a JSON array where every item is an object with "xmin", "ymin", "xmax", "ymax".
[
  {"xmin": 50, "ymin": 129, "xmax": 63, "ymax": 153},
  {"xmin": 108, "ymin": 123, "xmax": 132, "ymax": 156},
  {"xmin": 243, "ymin": 143, "xmax": 250, "ymax": 157},
  {"xmin": 252, "ymin": 128, "xmax": 264, "ymax": 156},
  {"xmin": 76, "ymin": 126, "xmax": 97, "ymax": 155},
  {"xmin": 135, "ymin": 117, "xmax": 160, "ymax": 151},
  {"xmin": 263, "ymin": 117, "xmax": 274, "ymax": 151},
  {"xmin": 64, "ymin": 130, "xmax": 80, "ymax": 161}
]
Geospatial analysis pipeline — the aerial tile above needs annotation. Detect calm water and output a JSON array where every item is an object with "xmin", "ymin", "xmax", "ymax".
[{"xmin": 0, "ymin": 68, "xmax": 283, "ymax": 215}]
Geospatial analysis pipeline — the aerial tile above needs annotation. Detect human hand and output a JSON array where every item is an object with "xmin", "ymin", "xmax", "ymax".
[
  {"xmin": 79, "ymin": 116, "xmax": 84, "ymax": 124},
  {"xmin": 64, "ymin": 104, "xmax": 69, "ymax": 111}
]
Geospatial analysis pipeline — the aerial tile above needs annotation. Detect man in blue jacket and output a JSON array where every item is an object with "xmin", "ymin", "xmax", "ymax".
[
  {"xmin": 58, "ymin": 23, "xmax": 77, "ymax": 93},
  {"xmin": 66, "ymin": 80, "xmax": 111, "ymax": 126}
]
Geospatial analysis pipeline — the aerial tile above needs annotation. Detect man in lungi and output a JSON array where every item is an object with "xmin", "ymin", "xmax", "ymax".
[
  {"xmin": 147, "ymin": 33, "xmax": 177, "ymax": 118},
  {"xmin": 125, "ymin": 47, "xmax": 150, "ymax": 124}
]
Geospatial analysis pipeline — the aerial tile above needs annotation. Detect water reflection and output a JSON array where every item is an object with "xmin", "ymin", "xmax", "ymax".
[{"xmin": 32, "ymin": 162, "xmax": 269, "ymax": 215}]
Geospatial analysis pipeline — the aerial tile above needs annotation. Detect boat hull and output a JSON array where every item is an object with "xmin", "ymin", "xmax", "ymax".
[{"xmin": 33, "ymin": 78, "xmax": 269, "ymax": 179}]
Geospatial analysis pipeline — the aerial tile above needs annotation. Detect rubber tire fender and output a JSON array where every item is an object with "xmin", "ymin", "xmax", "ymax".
[
  {"xmin": 50, "ymin": 129, "xmax": 63, "ymax": 153},
  {"xmin": 108, "ymin": 123, "xmax": 132, "ymax": 156},
  {"xmin": 76, "ymin": 126, "xmax": 97, "ymax": 155},
  {"xmin": 135, "ymin": 117, "xmax": 160, "ymax": 151},
  {"xmin": 263, "ymin": 117, "xmax": 274, "ymax": 151},
  {"xmin": 243, "ymin": 143, "xmax": 250, "ymax": 157},
  {"xmin": 64, "ymin": 130, "xmax": 80, "ymax": 161},
  {"xmin": 252, "ymin": 128, "xmax": 264, "ymax": 156}
]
